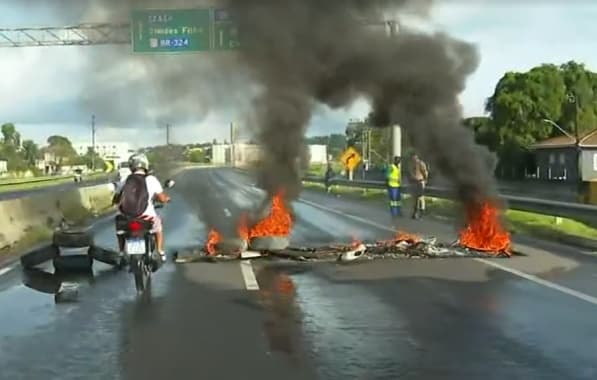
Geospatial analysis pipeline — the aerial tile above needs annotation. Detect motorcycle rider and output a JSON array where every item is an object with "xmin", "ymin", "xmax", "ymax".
[{"xmin": 113, "ymin": 153, "xmax": 171, "ymax": 262}]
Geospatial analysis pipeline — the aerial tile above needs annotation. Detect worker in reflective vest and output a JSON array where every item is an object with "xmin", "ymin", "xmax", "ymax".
[{"xmin": 387, "ymin": 156, "xmax": 402, "ymax": 221}]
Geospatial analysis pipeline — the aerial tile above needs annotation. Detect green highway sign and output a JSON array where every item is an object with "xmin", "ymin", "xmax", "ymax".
[
  {"xmin": 212, "ymin": 9, "xmax": 240, "ymax": 51},
  {"xmin": 131, "ymin": 9, "xmax": 212, "ymax": 53}
]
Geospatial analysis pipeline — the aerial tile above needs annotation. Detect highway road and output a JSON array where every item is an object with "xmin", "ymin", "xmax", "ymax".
[
  {"xmin": 0, "ymin": 176, "xmax": 113, "ymax": 201},
  {"xmin": 1, "ymin": 168, "xmax": 597, "ymax": 379}
]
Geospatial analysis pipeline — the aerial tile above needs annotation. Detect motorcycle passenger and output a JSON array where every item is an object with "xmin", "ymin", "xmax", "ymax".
[{"xmin": 113, "ymin": 153, "xmax": 171, "ymax": 262}]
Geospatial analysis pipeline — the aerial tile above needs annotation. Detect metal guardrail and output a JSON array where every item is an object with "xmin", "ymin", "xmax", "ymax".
[{"xmin": 302, "ymin": 176, "xmax": 597, "ymax": 227}]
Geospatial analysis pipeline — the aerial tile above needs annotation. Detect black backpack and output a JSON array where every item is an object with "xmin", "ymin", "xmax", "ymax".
[{"xmin": 118, "ymin": 173, "xmax": 149, "ymax": 217}]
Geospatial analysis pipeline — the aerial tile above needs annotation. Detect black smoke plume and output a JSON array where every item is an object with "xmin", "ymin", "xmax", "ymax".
[
  {"xmin": 79, "ymin": 0, "xmax": 495, "ymax": 206},
  {"xmin": 225, "ymin": 0, "xmax": 497, "ymax": 203}
]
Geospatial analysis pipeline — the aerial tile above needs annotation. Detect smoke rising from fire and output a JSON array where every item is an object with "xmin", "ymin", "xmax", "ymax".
[
  {"xmin": 225, "ymin": 0, "xmax": 496, "ymax": 203},
  {"xmin": 79, "ymin": 0, "xmax": 496, "ymax": 205}
]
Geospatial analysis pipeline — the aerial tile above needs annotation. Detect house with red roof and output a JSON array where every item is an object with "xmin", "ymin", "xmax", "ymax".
[{"xmin": 530, "ymin": 129, "xmax": 597, "ymax": 182}]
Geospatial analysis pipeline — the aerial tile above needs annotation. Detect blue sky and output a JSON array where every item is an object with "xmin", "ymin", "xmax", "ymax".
[{"xmin": 1, "ymin": 1, "xmax": 597, "ymax": 147}]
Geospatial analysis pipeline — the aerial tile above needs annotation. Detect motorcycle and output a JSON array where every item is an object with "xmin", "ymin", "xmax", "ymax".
[{"xmin": 116, "ymin": 179, "xmax": 175, "ymax": 293}]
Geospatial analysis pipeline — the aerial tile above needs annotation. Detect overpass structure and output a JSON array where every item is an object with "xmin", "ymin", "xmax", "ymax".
[
  {"xmin": 0, "ymin": 19, "xmax": 395, "ymax": 48},
  {"xmin": 0, "ymin": 23, "xmax": 130, "ymax": 47}
]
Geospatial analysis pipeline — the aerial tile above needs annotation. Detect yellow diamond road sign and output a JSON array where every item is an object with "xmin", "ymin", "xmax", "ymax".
[
  {"xmin": 340, "ymin": 147, "xmax": 361, "ymax": 171},
  {"xmin": 104, "ymin": 160, "xmax": 114, "ymax": 173}
]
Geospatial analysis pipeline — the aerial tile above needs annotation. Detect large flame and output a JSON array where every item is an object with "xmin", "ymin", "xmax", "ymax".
[
  {"xmin": 460, "ymin": 201, "xmax": 511, "ymax": 255},
  {"xmin": 205, "ymin": 228, "xmax": 222, "ymax": 256},
  {"xmin": 246, "ymin": 193, "xmax": 292, "ymax": 239}
]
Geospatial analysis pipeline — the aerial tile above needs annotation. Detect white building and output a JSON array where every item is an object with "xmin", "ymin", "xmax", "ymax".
[
  {"xmin": 308, "ymin": 144, "xmax": 328, "ymax": 164},
  {"xmin": 211, "ymin": 144, "xmax": 231, "ymax": 165},
  {"xmin": 73, "ymin": 142, "xmax": 135, "ymax": 164}
]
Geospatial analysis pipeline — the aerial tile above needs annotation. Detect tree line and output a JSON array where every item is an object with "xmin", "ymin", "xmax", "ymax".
[{"xmin": 0, "ymin": 123, "xmax": 104, "ymax": 174}]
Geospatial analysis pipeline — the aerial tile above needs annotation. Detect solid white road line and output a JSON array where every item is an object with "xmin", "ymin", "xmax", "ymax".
[
  {"xmin": 0, "ymin": 264, "xmax": 17, "ymax": 277},
  {"xmin": 475, "ymin": 258, "xmax": 597, "ymax": 306},
  {"xmin": 240, "ymin": 260, "xmax": 259, "ymax": 290},
  {"xmin": 298, "ymin": 197, "xmax": 597, "ymax": 307}
]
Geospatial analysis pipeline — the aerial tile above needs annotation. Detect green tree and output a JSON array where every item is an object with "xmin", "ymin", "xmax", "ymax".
[
  {"xmin": 1, "ymin": 123, "xmax": 18, "ymax": 147},
  {"xmin": 21, "ymin": 140, "xmax": 39, "ymax": 165},
  {"xmin": 463, "ymin": 117, "xmax": 500, "ymax": 152},
  {"xmin": 46, "ymin": 135, "xmax": 77, "ymax": 165},
  {"xmin": 186, "ymin": 149, "xmax": 206, "ymax": 163},
  {"xmin": 485, "ymin": 61, "xmax": 597, "ymax": 178}
]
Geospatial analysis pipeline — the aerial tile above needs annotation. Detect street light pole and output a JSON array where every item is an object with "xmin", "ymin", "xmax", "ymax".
[
  {"xmin": 566, "ymin": 92, "xmax": 582, "ymax": 196},
  {"xmin": 541, "ymin": 119, "xmax": 575, "ymax": 140},
  {"xmin": 91, "ymin": 114, "xmax": 96, "ymax": 171}
]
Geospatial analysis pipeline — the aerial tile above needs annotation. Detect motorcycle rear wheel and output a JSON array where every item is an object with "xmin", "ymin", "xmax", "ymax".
[{"xmin": 130, "ymin": 256, "xmax": 148, "ymax": 292}]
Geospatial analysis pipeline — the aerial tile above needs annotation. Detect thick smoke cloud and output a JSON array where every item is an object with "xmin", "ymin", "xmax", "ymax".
[
  {"xmin": 80, "ymin": 0, "xmax": 496, "ymax": 206},
  {"xmin": 77, "ymin": 0, "xmax": 254, "ymax": 128},
  {"xmin": 225, "ymin": 0, "xmax": 496, "ymax": 203}
]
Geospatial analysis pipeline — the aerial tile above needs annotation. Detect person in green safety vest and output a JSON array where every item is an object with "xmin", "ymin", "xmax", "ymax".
[{"xmin": 386, "ymin": 156, "xmax": 402, "ymax": 221}]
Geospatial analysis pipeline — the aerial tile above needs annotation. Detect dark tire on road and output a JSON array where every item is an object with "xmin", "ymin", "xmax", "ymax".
[
  {"xmin": 53, "ymin": 230, "xmax": 93, "ymax": 248},
  {"xmin": 53, "ymin": 255, "xmax": 93, "ymax": 273},
  {"xmin": 130, "ymin": 256, "xmax": 147, "ymax": 292},
  {"xmin": 249, "ymin": 236, "xmax": 290, "ymax": 251},
  {"xmin": 216, "ymin": 238, "xmax": 248, "ymax": 255}
]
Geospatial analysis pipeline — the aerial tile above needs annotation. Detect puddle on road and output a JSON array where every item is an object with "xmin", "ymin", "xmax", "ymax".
[{"xmin": 255, "ymin": 265, "xmax": 419, "ymax": 378}]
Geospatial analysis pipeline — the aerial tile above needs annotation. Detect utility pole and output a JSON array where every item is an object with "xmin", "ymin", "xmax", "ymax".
[
  {"xmin": 91, "ymin": 114, "xmax": 96, "ymax": 171},
  {"xmin": 387, "ymin": 20, "xmax": 403, "ymax": 162},
  {"xmin": 230, "ymin": 122, "xmax": 235, "ymax": 167},
  {"xmin": 166, "ymin": 123, "xmax": 171, "ymax": 145}
]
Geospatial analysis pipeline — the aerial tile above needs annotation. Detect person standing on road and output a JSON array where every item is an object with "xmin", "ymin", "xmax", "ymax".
[
  {"xmin": 324, "ymin": 163, "xmax": 334, "ymax": 193},
  {"xmin": 408, "ymin": 153, "xmax": 428, "ymax": 219},
  {"xmin": 386, "ymin": 156, "xmax": 402, "ymax": 222}
]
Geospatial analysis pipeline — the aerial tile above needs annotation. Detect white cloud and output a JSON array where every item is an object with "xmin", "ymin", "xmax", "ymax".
[
  {"xmin": 3, "ymin": 1, "xmax": 597, "ymax": 143},
  {"xmin": 432, "ymin": 1, "xmax": 597, "ymax": 116}
]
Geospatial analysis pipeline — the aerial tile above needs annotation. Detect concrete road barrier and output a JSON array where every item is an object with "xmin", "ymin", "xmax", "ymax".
[{"xmin": 0, "ymin": 183, "xmax": 114, "ymax": 251}]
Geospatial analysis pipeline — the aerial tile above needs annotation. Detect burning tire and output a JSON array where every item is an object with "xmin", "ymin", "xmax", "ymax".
[
  {"xmin": 53, "ymin": 229, "xmax": 93, "ymax": 248},
  {"xmin": 215, "ymin": 238, "xmax": 248, "ymax": 255},
  {"xmin": 249, "ymin": 236, "xmax": 289, "ymax": 251}
]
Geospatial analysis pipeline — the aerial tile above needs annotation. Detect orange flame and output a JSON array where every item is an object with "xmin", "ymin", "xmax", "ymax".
[
  {"xmin": 394, "ymin": 231, "xmax": 421, "ymax": 244},
  {"xmin": 205, "ymin": 228, "xmax": 222, "ymax": 256},
  {"xmin": 351, "ymin": 236, "xmax": 363, "ymax": 248},
  {"xmin": 247, "ymin": 193, "xmax": 292, "ymax": 239},
  {"xmin": 459, "ymin": 201, "xmax": 511, "ymax": 255}
]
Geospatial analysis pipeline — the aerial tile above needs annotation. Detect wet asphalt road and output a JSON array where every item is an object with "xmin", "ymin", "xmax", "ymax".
[
  {"xmin": 0, "ymin": 176, "xmax": 112, "ymax": 201},
  {"xmin": 1, "ymin": 167, "xmax": 597, "ymax": 379}
]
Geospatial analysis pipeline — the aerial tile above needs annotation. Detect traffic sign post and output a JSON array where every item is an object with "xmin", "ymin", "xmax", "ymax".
[
  {"xmin": 212, "ymin": 9, "xmax": 240, "ymax": 50},
  {"xmin": 131, "ymin": 9, "xmax": 212, "ymax": 53},
  {"xmin": 340, "ymin": 147, "xmax": 362, "ymax": 181}
]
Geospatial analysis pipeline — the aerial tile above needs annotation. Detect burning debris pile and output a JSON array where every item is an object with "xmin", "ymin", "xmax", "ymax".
[
  {"xmin": 173, "ymin": 193, "xmax": 513, "ymax": 264},
  {"xmin": 174, "ymin": 229, "xmax": 511, "ymax": 264},
  {"xmin": 198, "ymin": 192, "xmax": 293, "ymax": 258}
]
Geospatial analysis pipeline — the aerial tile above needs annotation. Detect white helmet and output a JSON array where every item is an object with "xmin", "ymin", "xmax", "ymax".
[{"xmin": 128, "ymin": 153, "xmax": 149, "ymax": 172}]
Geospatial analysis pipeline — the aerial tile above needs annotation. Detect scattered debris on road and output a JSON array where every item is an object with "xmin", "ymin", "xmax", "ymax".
[
  {"xmin": 174, "ymin": 230, "xmax": 511, "ymax": 264},
  {"xmin": 181, "ymin": 193, "xmax": 513, "ymax": 264}
]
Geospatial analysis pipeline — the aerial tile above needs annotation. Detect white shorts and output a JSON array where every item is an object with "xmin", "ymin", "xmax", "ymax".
[{"xmin": 140, "ymin": 214, "xmax": 162, "ymax": 233}]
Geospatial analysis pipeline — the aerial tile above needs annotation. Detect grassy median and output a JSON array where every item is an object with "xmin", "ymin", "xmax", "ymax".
[
  {"xmin": 0, "ymin": 172, "xmax": 109, "ymax": 194},
  {"xmin": 302, "ymin": 181, "xmax": 597, "ymax": 242}
]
